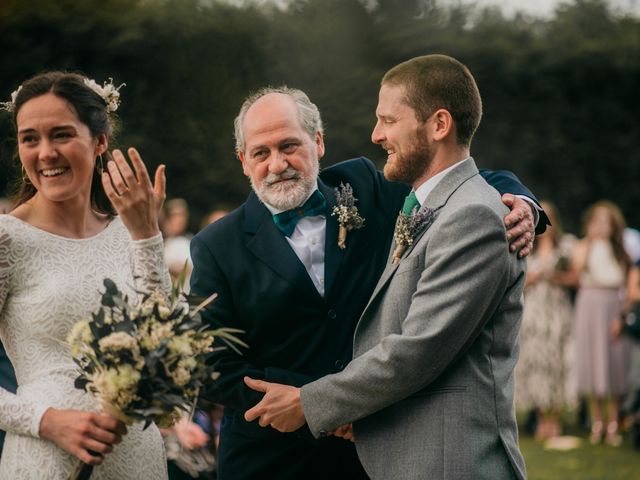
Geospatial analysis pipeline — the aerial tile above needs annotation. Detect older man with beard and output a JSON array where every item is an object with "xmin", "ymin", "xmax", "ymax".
[{"xmin": 190, "ymin": 86, "xmax": 547, "ymax": 480}]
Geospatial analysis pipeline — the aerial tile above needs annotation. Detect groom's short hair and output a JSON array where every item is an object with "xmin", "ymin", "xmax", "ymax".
[{"xmin": 382, "ymin": 54, "xmax": 482, "ymax": 147}]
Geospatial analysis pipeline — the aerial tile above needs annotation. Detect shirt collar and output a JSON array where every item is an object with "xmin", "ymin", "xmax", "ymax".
[{"xmin": 413, "ymin": 157, "xmax": 470, "ymax": 206}]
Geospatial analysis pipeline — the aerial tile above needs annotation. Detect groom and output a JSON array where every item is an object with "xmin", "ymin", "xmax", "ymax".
[
  {"xmin": 191, "ymin": 84, "xmax": 545, "ymax": 478},
  {"xmin": 244, "ymin": 55, "xmax": 529, "ymax": 479}
]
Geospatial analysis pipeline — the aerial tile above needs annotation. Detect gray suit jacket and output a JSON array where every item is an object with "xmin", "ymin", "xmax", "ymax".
[{"xmin": 301, "ymin": 158, "xmax": 527, "ymax": 480}]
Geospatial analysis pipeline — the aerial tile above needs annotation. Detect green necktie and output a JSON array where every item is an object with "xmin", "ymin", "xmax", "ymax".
[{"xmin": 402, "ymin": 191, "xmax": 420, "ymax": 216}]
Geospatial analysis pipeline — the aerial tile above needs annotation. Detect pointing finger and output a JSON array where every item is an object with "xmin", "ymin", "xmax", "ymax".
[{"xmin": 244, "ymin": 376, "xmax": 269, "ymax": 393}]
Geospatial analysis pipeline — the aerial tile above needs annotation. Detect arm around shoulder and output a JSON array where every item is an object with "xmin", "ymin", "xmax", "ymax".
[{"xmin": 302, "ymin": 203, "xmax": 515, "ymax": 435}]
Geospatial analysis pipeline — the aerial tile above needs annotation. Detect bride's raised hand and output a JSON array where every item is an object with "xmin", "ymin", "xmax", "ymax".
[
  {"xmin": 39, "ymin": 408, "xmax": 127, "ymax": 465},
  {"xmin": 101, "ymin": 147, "xmax": 166, "ymax": 240}
]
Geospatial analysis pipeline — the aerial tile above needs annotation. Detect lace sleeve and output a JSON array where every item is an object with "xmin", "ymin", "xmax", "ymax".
[
  {"xmin": 0, "ymin": 227, "xmax": 11, "ymax": 327},
  {"xmin": 0, "ymin": 391, "xmax": 50, "ymax": 438},
  {"xmin": 0, "ymin": 225, "xmax": 50, "ymax": 438},
  {"xmin": 130, "ymin": 233, "xmax": 172, "ymax": 297}
]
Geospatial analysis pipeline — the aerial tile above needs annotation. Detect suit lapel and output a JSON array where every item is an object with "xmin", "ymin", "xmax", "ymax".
[
  {"xmin": 243, "ymin": 192, "xmax": 321, "ymax": 300},
  {"xmin": 364, "ymin": 250, "xmax": 400, "ymax": 310},
  {"xmin": 320, "ymin": 180, "xmax": 344, "ymax": 298},
  {"xmin": 360, "ymin": 158, "xmax": 481, "ymax": 319}
]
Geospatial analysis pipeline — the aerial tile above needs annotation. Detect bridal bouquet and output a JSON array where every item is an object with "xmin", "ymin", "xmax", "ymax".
[{"xmin": 67, "ymin": 270, "xmax": 244, "ymax": 479}]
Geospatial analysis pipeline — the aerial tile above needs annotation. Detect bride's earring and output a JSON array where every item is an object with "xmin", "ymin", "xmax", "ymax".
[
  {"xmin": 96, "ymin": 154, "xmax": 105, "ymax": 175},
  {"xmin": 21, "ymin": 164, "xmax": 31, "ymax": 185}
]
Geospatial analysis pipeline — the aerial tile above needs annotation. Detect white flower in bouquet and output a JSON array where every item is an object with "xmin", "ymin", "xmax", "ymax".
[
  {"xmin": 67, "ymin": 321, "xmax": 93, "ymax": 357},
  {"xmin": 66, "ymin": 268, "xmax": 245, "ymax": 480},
  {"xmin": 92, "ymin": 365, "xmax": 141, "ymax": 411}
]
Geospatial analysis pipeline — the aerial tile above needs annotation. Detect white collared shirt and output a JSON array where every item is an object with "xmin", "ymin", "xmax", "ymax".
[
  {"xmin": 413, "ymin": 161, "xmax": 462, "ymax": 205},
  {"xmin": 264, "ymin": 189, "xmax": 326, "ymax": 297}
]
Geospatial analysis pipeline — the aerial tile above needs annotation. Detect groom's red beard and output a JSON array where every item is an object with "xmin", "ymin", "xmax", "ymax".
[{"xmin": 383, "ymin": 135, "xmax": 432, "ymax": 185}]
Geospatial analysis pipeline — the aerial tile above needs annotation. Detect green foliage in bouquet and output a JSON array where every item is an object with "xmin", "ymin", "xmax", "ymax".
[{"xmin": 67, "ymin": 269, "xmax": 245, "ymax": 430}]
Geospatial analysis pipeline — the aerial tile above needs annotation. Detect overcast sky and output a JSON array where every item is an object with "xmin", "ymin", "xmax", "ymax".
[
  {"xmin": 467, "ymin": 0, "xmax": 639, "ymax": 17},
  {"xmin": 229, "ymin": 0, "xmax": 640, "ymax": 17}
]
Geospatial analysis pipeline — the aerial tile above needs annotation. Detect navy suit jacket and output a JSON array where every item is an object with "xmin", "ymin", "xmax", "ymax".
[{"xmin": 189, "ymin": 157, "xmax": 546, "ymax": 479}]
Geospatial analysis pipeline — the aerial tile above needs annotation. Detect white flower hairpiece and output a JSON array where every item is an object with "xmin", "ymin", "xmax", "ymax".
[
  {"xmin": 1, "ymin": 77, "xmax": 125, "ymax": 114},
  {"xmin": 0, "ymin": 86, "xmax": 22, "ymax": 113},
  {"xmin": 83, "ymin": 77, "xmax": 126, "ymax": 112}
]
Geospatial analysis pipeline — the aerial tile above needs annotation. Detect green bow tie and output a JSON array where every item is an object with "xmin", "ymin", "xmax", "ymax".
[{"xmin": 272, "ymin": 190, "xmax": 328, "ymax": 237}]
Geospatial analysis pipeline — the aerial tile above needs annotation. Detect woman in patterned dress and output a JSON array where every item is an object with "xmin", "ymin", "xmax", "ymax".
[
  {"xmin": 516, "ymin": 200, "xmax": 575, "ymax": 440},
  {"xmin": 0, "ymin": 72, "xmax": 170, "ymax": 478}
]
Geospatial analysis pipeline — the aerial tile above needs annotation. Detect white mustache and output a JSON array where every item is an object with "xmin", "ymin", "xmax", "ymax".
[{"xmin": 263, "ymin": 168, "xmax": 301, "ymax": 186}]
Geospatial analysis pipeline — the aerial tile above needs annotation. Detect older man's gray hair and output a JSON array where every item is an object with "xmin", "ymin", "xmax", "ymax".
[{"xmin": 233, "ymin": 86, "xmax": 324, "ymax": 154}]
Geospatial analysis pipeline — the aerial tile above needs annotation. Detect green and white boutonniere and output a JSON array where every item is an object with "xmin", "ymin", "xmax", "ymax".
[
  {"xmin": 332, "ymin": 182, "xmax": 365, "ymax": 249},
  {"xmin": 392, "ymin": 206, "xmax": 439, "ymax": 264}
]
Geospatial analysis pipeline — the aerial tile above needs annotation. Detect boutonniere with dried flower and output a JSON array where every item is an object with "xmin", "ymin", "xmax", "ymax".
[
  {"xmin": 392, "ymin": 206, "xmax": 440, "ymax": 264},
  {"xmin": 331, "ymin": 182, "xmax": 365, "ymax": 249}
]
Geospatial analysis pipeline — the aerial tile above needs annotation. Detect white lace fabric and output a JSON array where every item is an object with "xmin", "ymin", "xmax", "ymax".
[{"xmin": 0, "ymin": 215, "xmax": 171, "ymax": 479}]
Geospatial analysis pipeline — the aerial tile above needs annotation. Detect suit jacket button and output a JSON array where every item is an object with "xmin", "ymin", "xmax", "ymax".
[
  {"xmin": 319, "ymin": 430, "xmax": 328, "ymax": 437},
  {"xmin": 334, "ymin": 360, "xmax": 344, "ymax": 370},
  {"xmin": 327, "ymin": 309, "xmax": 337, "ymax": 319}
]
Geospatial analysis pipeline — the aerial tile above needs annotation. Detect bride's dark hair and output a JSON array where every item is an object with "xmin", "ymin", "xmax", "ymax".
[{"xmin": 9, "ymin": 71, "xmax": 118, "ymax": 216}]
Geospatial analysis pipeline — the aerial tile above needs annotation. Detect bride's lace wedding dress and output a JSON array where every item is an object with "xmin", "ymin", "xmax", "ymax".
[{"xmin": 0, "ymin": 215, "xmax": 171, "ymax": 479}]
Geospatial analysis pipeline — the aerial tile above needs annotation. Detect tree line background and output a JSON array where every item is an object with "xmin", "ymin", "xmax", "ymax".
[{"xmin": 0, "ymin": 0, "xmax": 638, "ymax": 234}]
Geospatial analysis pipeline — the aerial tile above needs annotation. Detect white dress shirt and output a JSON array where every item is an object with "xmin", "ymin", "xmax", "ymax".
[{"xmin": 264, "ymin": 189, "xmax": 327, "ymax": 297}]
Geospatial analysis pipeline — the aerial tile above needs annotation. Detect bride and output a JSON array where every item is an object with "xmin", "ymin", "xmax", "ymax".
[{"xmin": 0, "ymin": 72, "xmax": 170, "ymax": 478}]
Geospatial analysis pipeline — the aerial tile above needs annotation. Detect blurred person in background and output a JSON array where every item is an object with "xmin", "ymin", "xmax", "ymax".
[
  {"xmin": 572, "ymin": 200, "xmax": 632, "ymax": 446},
  {"xmin": 516, "ymin": 200, "xmax": 576, "ymax": 441},
  {"xmin": 161, "ymin": 412, "xmax": 217, "ymax": 479},
  {"xmin": 199, "ymin": 207, "xmax": 230, "ymax": 231},
  {"xmin": 195, "ymin": 203, "xmax": 230, "ymax": 474},
  {"xmin": 162, "ymin": 198, "xmax": 193, "ymax": 291},
  {"xmin": 623, "ymin": 227, "xmax": 640, "ymax": 264},
  {"xmin": 161, "ymin": 198, "xmax": 218, "ymax": 478},
  {"xmin": 0, "ymin": 199, "xmax": 11, "ymax": 214},
  {"xmin": 613, "ymin": 256, "xmax": 640, "ymax": 449}
]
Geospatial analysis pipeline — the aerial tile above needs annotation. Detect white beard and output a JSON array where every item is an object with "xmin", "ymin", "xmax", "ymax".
[{"xmin": 251, "ymin": 162, "xmax": 319, "ymax": 211}]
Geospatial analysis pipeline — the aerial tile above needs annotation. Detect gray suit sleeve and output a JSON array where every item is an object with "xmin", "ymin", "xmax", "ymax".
[{"xmin": 301, "ymin": 202, "xmax": 513, "ymax": 437}]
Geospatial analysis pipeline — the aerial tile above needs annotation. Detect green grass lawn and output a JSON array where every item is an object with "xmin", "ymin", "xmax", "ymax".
[
  {"xmin": 521, "ymin": 435, "xmax": 640, "ymax": 479},
  {"xmin": 519, "ymin": 411, "xmax": 640, "ymax": 480}
]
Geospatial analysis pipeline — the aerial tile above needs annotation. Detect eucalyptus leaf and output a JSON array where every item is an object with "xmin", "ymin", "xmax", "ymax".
[{"xmin": 74, "ymin": 377, "xmax": 90, "ymax": 390}]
